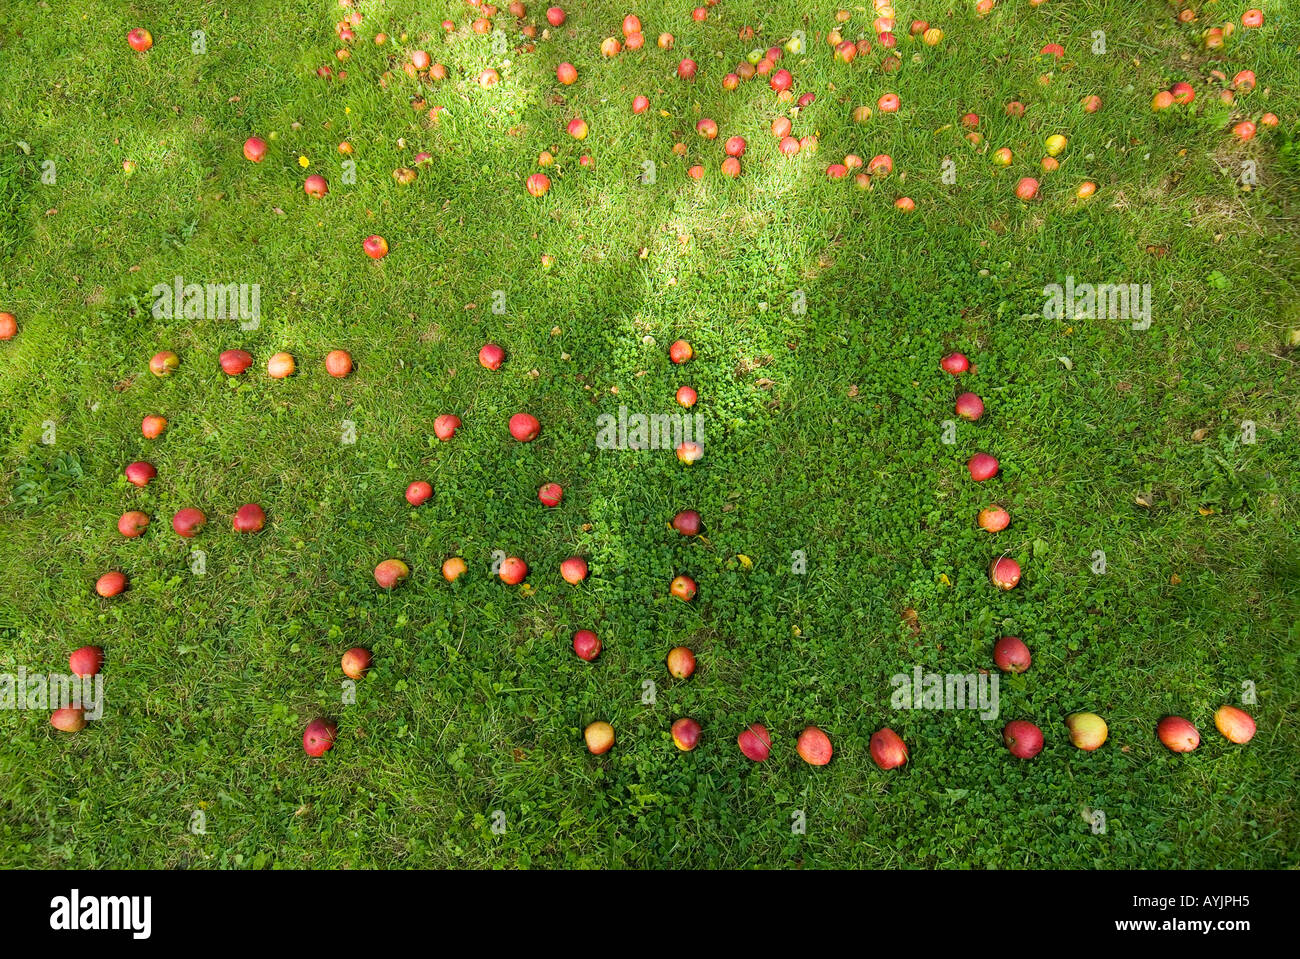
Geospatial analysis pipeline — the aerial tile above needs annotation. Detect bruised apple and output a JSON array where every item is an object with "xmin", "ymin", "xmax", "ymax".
[
  {"xmin": 374, "ymin": 559, "xmax": 410, "ymax": 589},
  {"xmin": 990, "ymin": 556, "xmax": 1021, "ymax": 590}
]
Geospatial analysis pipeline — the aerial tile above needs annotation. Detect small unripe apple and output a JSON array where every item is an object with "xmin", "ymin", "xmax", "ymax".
[
  {"xmin": 341, "ymin": 647, "xmax": 372, "ymax": 679},
  {"xmin": 1157, "ymin": 715, "xmax": 1200, "ymax": 752},
  {"xmin": 560, "ymin": 556, "xmax": 588, "ymax": 584},
  {"xmin": 572, "ymin": 629, "xmax": 601, "ymax": 661},
  {"xmin": 1003, "ymin": 720, "xmax": 1044, "ymax": 758},
  {"xmin": 993, "ymin": 636, "xmax": 1031, "ymax": 673},
  {"xmin": 233, "ymin": 503, "xmax": 265, "ymax": 533},
  {"xmin": 671, "ymin": 718, "xmax": 702, "ymax": 751},
  {"xmin": 303, "ymin": 718, "xmax": 337, "ymax": 757},
  {"xmin": 584, "ymin": 721, "xmax": 614, "ymax": 754},
  {"xmin": 498, "ymin": 556, "xmax": 528, "ymax": 585},
  {"xmin": 509, "ymin": 413, "xmax": 540, "ymax": 442},
  {"xmin": 737, "ymin": 723, "xmax": 771, "ymax": 761},
  {"xmin": 1065, "ymin": 712, "xmax": 1108, "ymax": 750},
  {"xmin": 374, "ymin": 558, "xmax": 410, "ymax": 589},
  {"xmin": 870, "ymin": 727, "xmax": 908, "ymax": 769},
  {"xmin": 69, "ymin": 645, "xmax": 104, "ymax": 678},
  {"xmin": 667, "ymin": 646, "xmax": 696, "ymax": 679},
  {"xmin": 796, "ymin": 726, "xmax": 833, "ymax": 765},
  {"xmin": 1214, "ymin": 706, "xmax": 1255, "ymax": 744}
]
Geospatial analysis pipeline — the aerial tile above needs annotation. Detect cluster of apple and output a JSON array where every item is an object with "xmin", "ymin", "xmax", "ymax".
[{"xmin": 1151, "ymin": 56, "xmax": 1277, "ymax": 145}]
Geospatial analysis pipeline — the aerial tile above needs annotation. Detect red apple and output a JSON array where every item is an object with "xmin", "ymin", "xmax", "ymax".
[
  {"xmin": 721, "ymin": 157, "xmax": 741, "ymax": 178},
  {"xmin": 172, "ymin": 507, "xmax": 206, "ymax": 538},
  {"xmin": 243, "ymin": 136, "xmax": 268, "ymax": 163},
  {"xmin": 676, "ymin": 385, "xmax": 698, "ymax": 408},
  {"xmin": 993, "ymin": 636, "xmax": 1031, "ymax": 673},
  {"xmin": 770, "ymin": 68, "xmax": 793, "ymax": 92},
  {"xmin": 233, "ymin": 503, "xmax": 265, "ymax": 533},
  {"xmin": 442, "ymin": 557, "xmax": 468, "ymax": 582},
  {"xmin": 955, "ymin": 392, "xmax": 984, "ymax": 421},
  {"xmin": 560, "ymin": 556, "xmax": 588, "ymax": 584},
  {"xmin": 632, "ymin": 95, "xmax": 650, "ymax": 114},
  {"xmin": 737, "ymin": 723, "xmax": 771, "ymax": 761},
  {"xmin": 341, "ymin": 647, "xmax": 371, "ymax": 679},
  {"xmin": 1214, "ymin": 705, "xmax": 1256, "ymax": 744},
  {"xmin": 696, "ymin": 118, "xmax": 718, "ymax": 139},
  {"xmin": 572, "ymin": 629, "xmax": 601, "ymax": 661},
  {"xmin": 150, "ymin": 351, "xmax": 179, "ymax": 376},
  {"xmin": 1015, "ymin": 177, "xmax": 1040, "ymax": 201},
  {"xmin": 671, "ymin": 718, "xmax": 702, "ymax": 751},
  {"xmin": 584, "ymin": 721, "xmax": 614, "ymax": 754},
  {"xmin": 978, "ymin": 505, "xmax": 1010, "ymax": 532},
  {"xmin": 140, "ymin": 414, "xmax": 167, "ymax": 439},
  {"xmin": 363, "ymin": 235, "xmax": 389, "ymax": 259},
  {"xmin": 1157, "ymin": 716, "xmax": 1200, "ymax": 753},
  {"xmin": 622, "ymin": 14, "xmax": 641, "ymax": 36},
  {"xmin": 499, "ymin": 556, "xmax": 528, "ymax": 585},
  {"xmin": 95, "ymin": 571, "xmax": 127, "ymax": 597},
  {"xmin": 566, "ymin": 117, "xmax": 588, "ymax": 140},
  {"xmin": 374, "ymin": 558, "xmax": 410, "ymax": 589},
  {"xmin": 796, "ymin": 726, "xmax": 833, "ymax": 766},
  {"xmin": 670, "ymin": 575, "xmax": 697, "ymax": 602},
  {"xmin": 940, "ymin": 352, "xmax": 969, "ymax": 375},
  {"xmin": 118, "ymin": 510, "xmax": 150, "ymax": 537},
  {"xmin": 1003, "ymin": 720, "xmax": 1044, "ymax": 758},
  {"xmin": 677, "ymin": 58, "xmax": 697, "ymax": 80},
  {"xmin": 667, "ymin": 646, "xmax": 696, "ymax": 679},
  {"xmin": 1065, "ymin": 712, "xmax": 1109, "ymax": 750},
  {"xmin": 304, "ymin": 174, "xmax": 329, "ymax": 198},
  {"xmin": 434, "ymin": 414, "xmax": 461, "ymax": 440},
  {"xmin": 51, "ymin": 707, "xmax": 87, "ymax": 732},
  {"xmin": 671, "ymin": 509, "xmax": 701, "ymax": 536},
  {"xmin": 509, "ymin": 413, "xmax": 540, "ymax": 442},
  {"xmin": 676, "ymin": 441, "xmax": 703, "ymax": 464},
  {"xmin": 406, "ymin": 481, "xmax": 433, "ymax": 506},
  {"xmin": 219, "ymin": 349, "xmax": 253, "ymax": 375},
  {"xmin": 267, "ymin": 352, "xmax": 295, "ymax": 379},
  {"xmin": 125, "ymin": 461, "xmax": 157, "ymax": 487},
  {"xmin": 870, "ymin": 728, "xmax": 908, "ymax": 769},
  {"xmin": 325, "ymin": 350, "xmax": 352, "ymax": 377},
  {"xmin": 968, "ymin": 452, "xmax": 999, "ymax": 481},
  {"xmin": 69, "ymin": 645, "xmax": 104, "ymax": 678},
  {"xmin": 556, "ymin": 62, "xmax": 577, "ymax": 85},
  {"xmin": 0, "ymin": 312, "xmax": 16, "ymax": 340},
  {"xmin": 478, "ymin": 343, "xmax": 506, "ymax": 370},
  {"xmin": 127, "ymin": 28, "xmax": 153, "ymax": 52},
  {"xmin": 303, "ymin": 718, "xmax": 337, "ymax": 757},
  {"xmin": 1170, "ymin": 81, "xmax": 1195, "ymax": 105},
  {"xmin": 990, "ymin": 556, "xmax": 1021, "ymax": 590},
  {"xmin": 538, "ymin": 482, "xmax": 563, "ymax": 507},
  {"xmin": 526, "ymin": 172, "xmax": 551, "ymax": 197}
]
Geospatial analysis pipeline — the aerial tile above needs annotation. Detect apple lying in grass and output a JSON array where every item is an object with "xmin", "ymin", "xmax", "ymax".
[
  {"xmin": 669, "ymin": 339, "xmax": 693, "ymax": 364},
  {"xmin": 127, "ymin": 28, "xmax": 153, "ymax": 52},
  {"xmin": 0, "ymin": 312, "xmax": 16, "ymax": 340},
  {"xmin": 677, "ymin": 59, "xmax": 697, "ymax": 80},
  {"xmin": 560, "ymin": 556, "xmax": 588, "ymax": 584},
  {"xmin": 441, "ymin": 557, "xmax": 467, "ymax": 582},
  {"xmin": 267, "ymin": 352, "xmax": 295, "ymax": 378},
  {"xmin": 150, "ymin": 351, "xmax": 179, "ymax": 377},
  {"xmin": 584, "ymin": 721, "xmax": 614, "ymax": 754},
  {"xmin": 509, "ymin": 413, "xmax": 540, "ymax": 442},
  {"xmin": 955, "ymin": 392, "xmax": 984, "ymax": 421},
  {"xmin": 572, "ymin": 629, "xmax": 601, "ymax": 661},
  {"xmin": 69, "ymin": 645, "xmax": 104, "ymax": 678},
  {"xmin": 304, "ymin": 174, "xmax": 329, "ymax": 198},
  {"xmin": 96, "ymin": 571, "xmax": 127, "ymax": 597},
  {"xmin": 567, "ymin": 117, "xmax": 589, "ymax": 140},
  {"xmin": 526, "ymin": 173, "xmax": 551, "ymax": 197},
  {"xmin": 797, "ymin": 726, "xmax": 833, "ymax": 766},
  {"xmin": 1016, "ymin": 177, "xmax": 1040, "ymax": 201},
  {"xmin": 125, "ymin": 461, "xmax": 157, "ymax": 487},
  {"xmin": 141, "ymin": 415, "xmax": 167, "ymax": 439},
  {"xmin": 220, "ymin": 349, "xmax": 253, "ymax": 375},
  {"xmin": 118, "ymin": 510, "xmax": 150, "ymax": 537},
  {"xmin": 675, "ymin": 385, "xmax": 698, "ymax": 408},
  {"xmin": 978, "ymin": 505, "xmax": 1010, "ymax": 532},
  {"xmin": 990, "ymin": 556, "xmax": 1021, "ymax": 590},
  {"xmin": 968, "ymin": 452, "xmax": 999, "ymax": 481},
  {"xmin": 325, "ymin": 350, "xmax": 352, "ymax": 377},
  {"xmin": 172, "ymin": 508, "xmax": 206, "ymax": 538},
  {"xmin": 1214, "ymin": 705, "xmax": 1256, "ymax": 744},
  {"xmin": 374, "ymin": 559, "xmax": 410, "ymax": 589},
  {"xmin": 667, "ymin": 646, "xmax": 696, "ymax": 679},
  {"xmin": 1065, "ymin": 712, "xmax": 1108, "ymax": 750},
  {"xmin": 632, "ymin": 95, "xmax": 650, "ymax": 114},
  {"xmin": 696, "ymin": 118, "xmax": 718, "ymax": 139},
  {"xmin": 556, "ymin": 62, "xmax": 577, "ymax": 85},
  {"xmin": 1003, "ymin": 720, "xmax": 1044, "ymax": 758},
  {"xmin": 738, "ymin": 723, "xmax": 772, "ymax": 761},
  {"xmin": 498, "ymin": 556, "xmax": 528, "ymax": 585},
  {"xmin": 478, "ymin": 343, "xmax": 506, "ymax": 370},
  {"xmin": 993, "ymin": 635, "xmax": 1031, "ymax": 673},
  {"xmin": 406, "ymin": 481, "xmax": 432, "ymax": 506},
  {"xmin": 676, "ymin": 441, "xmax": 703, "ymax": 464},
  {"xmin": 672, "ymin": 509, "xmax": 702, "ymax": 536},
  {"xmin": 870, "ymin": 728, "xmax": 908, "ymax": 769},
  {"xmin": 233, "ymin": 503, "xmax": 265, "ymax": 533},
  {"xmin": 303, "ymin": 718, "xmax": 337, "ymax": 757},
  {"xmin": 538, "ymin": 482, "xmax": 563, "ymax": 507},
  {"xmin": 434, "ymin": 414, "xmax": 461, "ymax": 440},
  {"xmin": 940, "ymin": 352, "xmax": 969, "ymax": 375},
  {"xmin": 671, "ymin": 718, "xmax": 702, "ymax": 751},
  {"xmin": 363, "ymin": 235, "xmax": 389, "ymax": 259},
  {"xmin": 341, "ymin": 647, "xmax": 372, "ymax": 679},
  {"xmin": 1157, "ymin": 715, "xmax": 1200, "ymax": 752},
  {"xmin": 670, "ymin": 575, "xmax": 697, "ymax": 602},
  {"xmin": 243, "ymin": 136, "xmax": 267, "ymax": 163},
  {"xmin": 51, "ymin": 707, "xmax": 87, "ymax": 732}
]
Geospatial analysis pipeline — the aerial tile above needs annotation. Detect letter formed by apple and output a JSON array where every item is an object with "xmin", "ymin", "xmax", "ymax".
[
  {"xmin": 374, "ymin": 558, "xmax": 410, "ymax": 589},
  {"xmin": 1157, "ymin": 715, "xmax": 1200, "ymax": 752},
  {"xmin": 993, "ymin": 635, "xmax": 1031, "ymax": 673},
  {"xmin": 584, "ymin": 721, "xmax": 614, "ymax": 755},
  {"xmin": 1003, "ymin": 720, "xmax": 1044, "ymax": 759},
  {"xmin": 509, "ymin": 413, "xmax": 540, "ymax": 442},
  {"xmin": 796, "ymin": 726, "xmax": 833, "ymax": 766},
  {"xmin": 1214, "ymin": 705, "xmax": 1255, "ymax": 744},
  {"xmin": 738, "ymin": 723, "xmax": 772, "ymax": 761},
  {"xmin": 870, "ymin": 728, "xmax": 908, "ymax": 769},
  {"xmin": 1065, "ymin": 712, "xmax": 1108, "ymax": 750},
  {"xmin": 303, "ymin": 718, "xmax": 337, "ymax": 757},
  {"xmin": 341, "ymin": 647, "xmax": 372, "ymax": 680},
  {"xmin": 671, "ymin": 718, "xmax": 702, "ymax": 751},
  {"xmin": 572, "ymin": 629, "xmax": 601, "ymax": 661}
]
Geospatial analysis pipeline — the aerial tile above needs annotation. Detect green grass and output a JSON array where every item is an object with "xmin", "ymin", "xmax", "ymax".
[{"xmin": 0, "ymin": 0, "xmax": 1297, "ymax": 869}]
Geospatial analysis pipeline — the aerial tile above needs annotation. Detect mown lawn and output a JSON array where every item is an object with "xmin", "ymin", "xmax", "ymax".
[{"xmin": 0, "ymin": 0, "xmax": 1296, "ymax": 869}]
